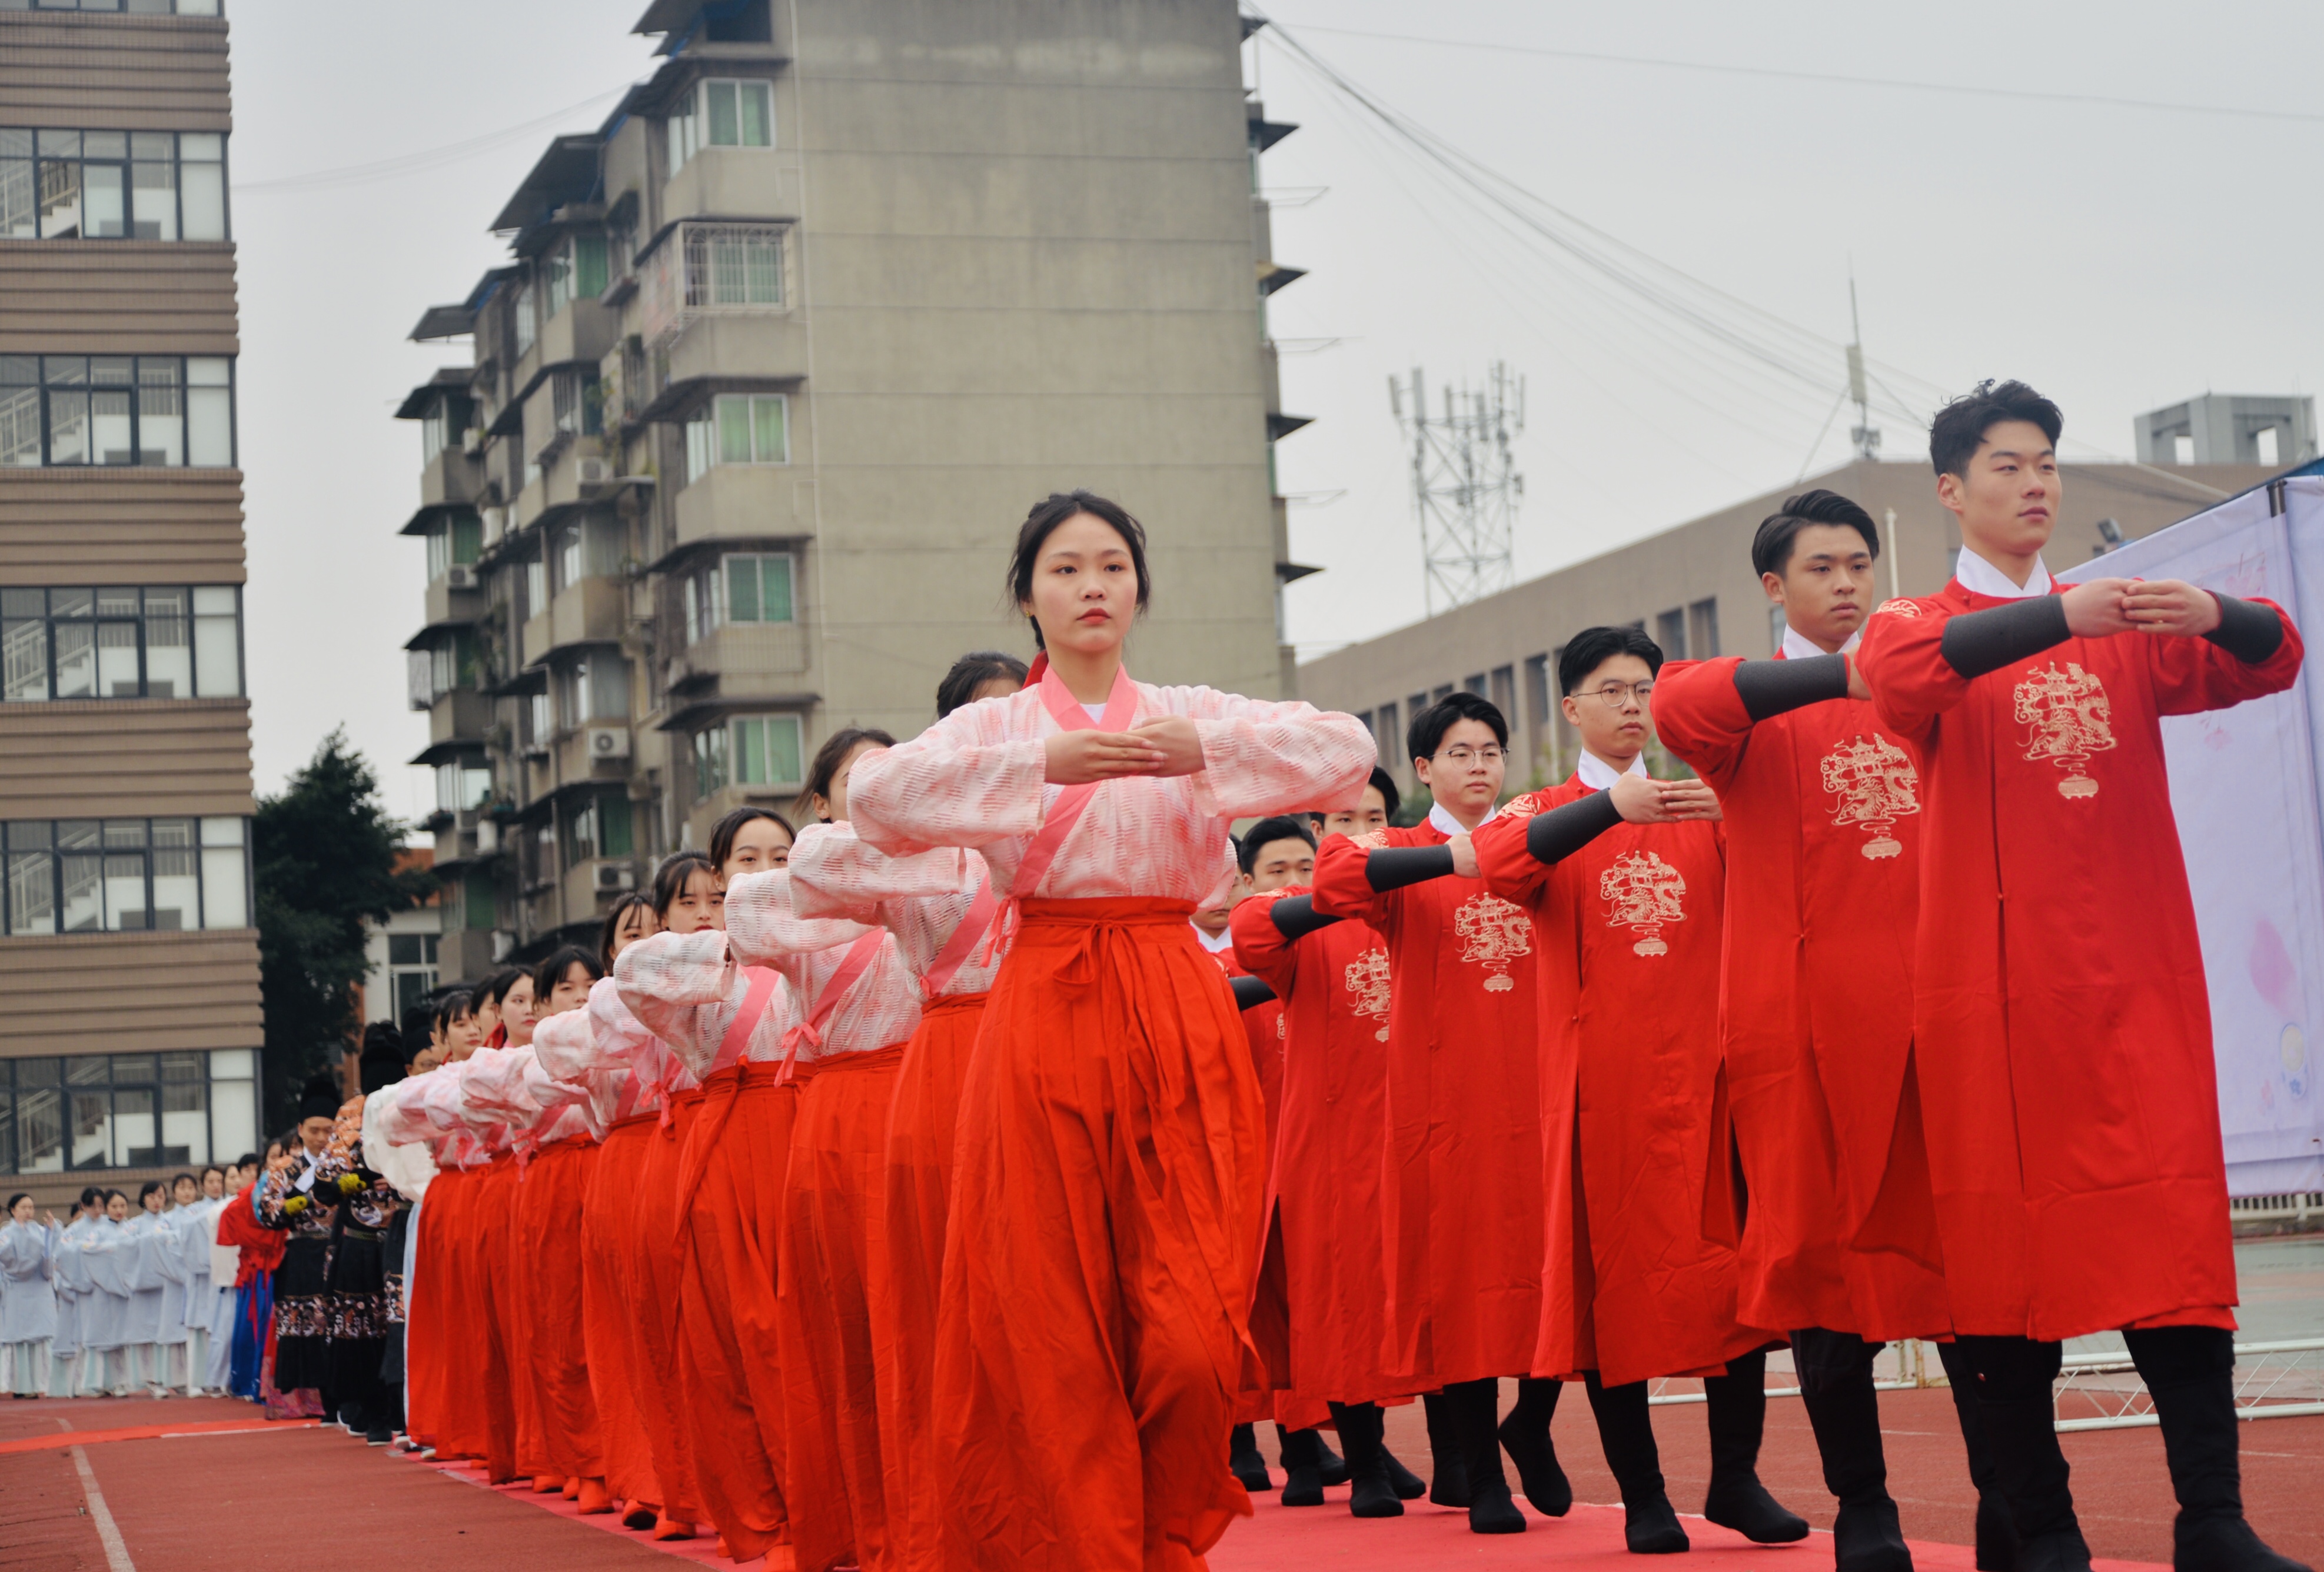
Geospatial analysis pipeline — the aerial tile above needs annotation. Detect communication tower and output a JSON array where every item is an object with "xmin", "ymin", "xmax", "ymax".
[{"xmin": 1389, "ymin": 362, "xmax": 1525, "ymax": 615}]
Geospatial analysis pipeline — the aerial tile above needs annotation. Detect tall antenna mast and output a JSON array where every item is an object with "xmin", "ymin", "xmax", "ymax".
[
  {"xmin": 1389, "ymin": 361, "xmax": 1525, "ymax": 616},
  {"xmin": 1847, "ymin": 275, "xmax": 1881, "ymax": 462}
]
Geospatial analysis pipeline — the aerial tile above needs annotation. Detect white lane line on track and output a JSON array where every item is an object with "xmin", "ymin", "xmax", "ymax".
[{"xmin": 71, "ymin": 1444, "xmax": 137, "ymax": 1572}]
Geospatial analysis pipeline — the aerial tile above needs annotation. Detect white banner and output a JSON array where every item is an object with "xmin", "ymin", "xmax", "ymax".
[{"xmin": 2060, "ymin": 477, "xmax": 2324, "ymax": 1196}]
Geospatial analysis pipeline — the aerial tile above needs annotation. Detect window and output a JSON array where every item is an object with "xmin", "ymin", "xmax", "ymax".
[
  {"xmin": 419, "ymin": 394, "xmax": 474, "ymax": 467},
  {"xmin": 563, "ymin": 791, "xmax": 634, "ymax": 866},
  {"xmin": 556, "ymin": 654, "xmax": 630, "ymax": 728},
  {"xmin": 0, "ymin": 127, "xmax": 227, "ymax": 241},
  {"xmin": 11, "ymin": 0, "xmax": 224, "ymax": 12},
  {"xmin": 1768, "ymin": 604, "xmax": 1787, "ymax": 654},
  {"xmin": 691, "ymin": 713, "xmax": 804, "ymax": 801},
  {"xmin": 686, "ymin": 223, "xmax": 784, "ymax": 309},
  {"xmin": 463, "ymin": 870, "xmax": 497, "ymax": 932},
  {"xmin": 2173, "ymin": 434, "xmax": 2195, "ymax": 465},
  {"xmin": 725, "ymin": 552, "xmax": 793, "ymax": 624},
  {"xmin": 512, "ymin": 282, "xmax": 536, "ymax": 358},
  {"xmin": 3, "ymin": 816, "xmax": 247, "ymax": 935},
  {"xmin": 549, "ymin": 368, "xmax": 601, "ymax": 440},
  {"xmin": 684, "ymin": 393, "xmax": 789, "ymax": 482},
  {"xmin": 557, "ymin": 524, "xmax": 583, "ymax": 592},
  {"xmin": 1462, "ymin": 672, "xmax": 1487, "ymax": 698},
  {"xmin": 423, "ymin": 514, "xmax": 483, "ymax": 582},
  {"xmin": 420, "ymin": 630, "xmax": 477, "ymax": 704},
  {"xmin": 543, "ymin": 234, "xmax": 609, "ymax": 320},
  {"xmin": 386, "ymin": 932, "xmax": 440, "ymax": 1024},
  {"xmin": 2257, "ymin": 425, "xmax": 2281, "ymax": 467},
  {"xmin": 667, "ymin": 78, "xmax": 773, "ymax": 175},
  {"xmin": 0, "ymin": 355, "xmax": 234, "ymax": 468},
  {"xmin": 0, "ymin": 1048, "xmax": 254, "ymax": 1178},
  {"xmin": 1522, "ymin": 654, "xmax": 1551, "ymax": 735},
  {"xmin": 433, "ymin": 759, "xmax": 490, "ymax": 813},
  {"xmin": 1490, "ymin": 665, "xmax": 1516, "ymax": 726},
  {"xmin": 1371, "ymin": 700, "xmax": 1397, "ymax": 768},
  {"xmin": 1655, "ymin": 608, "xmax": 1687, "ymax": 661},
  {"xmin": 1, "ymin": 585, "xmax": 242, "ymax": 701},
  {"xmin": 1688, "ymin": 598, "xmax": 1720, "ymax": 660}
]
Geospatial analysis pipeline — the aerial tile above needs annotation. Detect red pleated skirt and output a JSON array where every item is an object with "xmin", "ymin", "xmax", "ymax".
[
  {"xmin": 517, "ymin": 1135, "xmax": 604, "ymax": 1480},
  {"xmin": 587, "ymin": 1114, "xmax": 658, "ymax": 1507},
  {"xmin": 404, "ymin": 1164, "xmax": 467, "ymax": 1449},
  {"xmin": 441, "ymin": 1154, "xmax": 522, "ymax": 1482},
  {"xmin": 630, "ymin": 1094, "xmax": 707, "ymax": 1525},
  {"xmin": 781, "ymin": 1041, "xmax": 908, "ymax": 1572},
  {"xmin": 934, "ymin": 898, "xmax": 1266, "ymax": 1572},
  {"xmin": 875, "ymin": 992, "xmax": 987, "ymax": 1572}
]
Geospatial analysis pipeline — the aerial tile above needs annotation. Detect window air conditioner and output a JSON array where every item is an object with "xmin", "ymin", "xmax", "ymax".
[
  {"xmin": 594, "ymin": 862, "xmax": 637, "ymax": 893},
  {"xmin": 577, "ymin": 458, "xmax": 614, "ymax": 485},
  {"xmin": 444, "ymin": 564, "xmax": 478, "ymax": 591},
  {"xmin": 586, "ymin": 725, "xmax": 631, "ymax": 761}
]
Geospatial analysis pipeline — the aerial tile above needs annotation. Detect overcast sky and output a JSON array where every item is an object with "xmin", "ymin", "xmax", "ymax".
[{"xmin": 225, "ymin": 0, "xmax": 2324, "ymax": 821}]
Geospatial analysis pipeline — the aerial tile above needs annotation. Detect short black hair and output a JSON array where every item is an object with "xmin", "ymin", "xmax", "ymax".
[
  {"xmin": 1750, "ymin": 489, "xmax": 1880, "ymax": 578},
  {"xmin": 1236, "ymin": 815, "xmax": 1317, "ymax": 876},
  {"xmin": 1363, "ymin": 764, "xmax": 1401, "ymax": 820},
  {"xmin": 476, "ymin": 967, "xmax": 526, "ymax": 1015},
  {"xmin": 937, "ymin": 651, "xmax": 1030, "ymax": 718},
  {"xmin": 1407, "ymin": 691, "xmax": 1507, "ymax": 762},
  {"xmin": 431, "ymin": 988, "xmax": 474, "ymax": 1037},
  {"xmin": 804, "ymin": 727, "xmax": 897, "ymax": 818},
  {"xmin": 1929, "ymin": 378, "xmax": 2063, "ymax": 480},
  {"xmin": 1558, "ymin": 626, "xmax": 1664, "ymax": 694},
  {"xmin": 1003, "ymin": 491, "xmax": 1152, "ymax": 651},
  {"xmin": 707, "ymin": 806, "xmax": 793, "ymax": 871},
  {"xmin": 651, "ymin": 851, "xmax": 719, "ymax": 919},
  {"xmin": 597, "ymin": 891, "xmax": 654, "ymax": 972},
  {"xmin": 532, "ymin": 944, "xmax": 603, "ymax": 1004}
]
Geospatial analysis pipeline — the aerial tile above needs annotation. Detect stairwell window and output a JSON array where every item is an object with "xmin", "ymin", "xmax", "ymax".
[
  {"xmin": 0, "ymin": 355, "xmax": 234, "ymax": 468},
  {"xmin": 667, "ymin": 79, "xmax": 773, "ymax": 175},
  {"xmin": 0, "ymin": 128, "xmax": 228, "ymax": 241},
  {"xmin": 1, "ymin": 585, "xmax": 242, "ymax": 701},
  {"xmin": 684, "ymin": 394, "xmax": 789, "ymax": 482},
  {"xmin": 2, "ymin": 816, "xmax": 249, "ymax": 937}
]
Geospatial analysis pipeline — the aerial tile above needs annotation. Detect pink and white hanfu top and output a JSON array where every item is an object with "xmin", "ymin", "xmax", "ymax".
[
  {"xmin": 398, "ymin": 1057, "xmax": 508, "ymax": 1168},
  {"xmin": 615, "ymin": 927, "xmax": 803, "ymax": 1084},
  {"xmin": 723, "ymin": 866, "xmax": 923, "ymax": 1059},
  {"xmin": 788, "ymin": 824, "xmax": 1007, "ymax": 1000},
  {"xmin": 532, "ymin": 976, "xmax": 679, "ymax": 1123},
  {"xmin": 454, "ymin": 1043, "xmax": 593, "ymax": 1149},
  {"xmin": 846, "ymin": 675, "xmax": 1375, "ymax": 906}
]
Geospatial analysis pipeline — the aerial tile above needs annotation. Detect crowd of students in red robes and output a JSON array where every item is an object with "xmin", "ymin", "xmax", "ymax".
[{"xmin": 333, "ymin": 388, "xmax": 2307, "ymax": 1572}]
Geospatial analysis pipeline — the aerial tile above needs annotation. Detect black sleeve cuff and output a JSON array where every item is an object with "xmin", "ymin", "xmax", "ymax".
[
  {"xmin": 1940, "ymin": 595, "xmax": 2071, "ymax": 680},
  {"xmin": 1229, "ymin": 974, "xmax": 1277, "ymax": 1011},
  {"xmin": 1731, "ymin": 654, "xmax": 1850, "ymax": 721},
  {"xmin": 1365, "ymin": 844, "xmax": 1457, "ymax": 893},
  {"xmin": 1525, "ymin": 788, "xmax": 1624, "ymax": 866},
  {"xmin": 1268, "ymin": 894, "xmax": 1341, "ymax": 942},
  {"xmin": 2206, "ymin": 594, "xmax": 2285, "ymax": 663}
]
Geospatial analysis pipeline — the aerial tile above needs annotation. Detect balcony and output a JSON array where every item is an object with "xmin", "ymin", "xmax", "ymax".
[
  {"xmin": 663, "ymin": 149, "xmax": 801, "ymax": 231},
  {"xmin": 419, "ymin": 445, "xmax": 486, "ymax": 512},
  {"xmin": 673, "ymin": 462, "xmax": 809, "ymax": 556},
  {"xmin": 554, "ymin": 724, "xmax": 635, "ymax": 783},
  {"xmin": 511, "ymin": 472, "xmax": 547, "ymax": 532},
  {"xmin": 542, "ymin": 576, "xmax": 627, "ymax": 664},
  {"xmin": 508, "ymin": 297, "xmax": 619, "ymax": 408},
  {"xmin": 664, "ymin": 311, "xmax": 807, "ymax": 386},
  {"xmin": 427, "ymin": 689, "xmax": 493, "ymax": 750},
  {"xmin": 665, "ymin": 621, "xmax": 810, "ymax": 696},
  {"xmin": 421, "ymin": 573, "xmax": 485, "ymax": 632}
]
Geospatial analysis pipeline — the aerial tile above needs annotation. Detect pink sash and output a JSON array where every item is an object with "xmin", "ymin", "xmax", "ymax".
[
  {"xmin": 920, "ymin": 875, "xmax": 999, "ymax": 1001},
  {"xmin": 774, "ymin": 930, "xmax": 887, "ymax": 1083},
  {"xmin": 712, "ymin": 965, "xmax": 783, "ymax": 1077}
]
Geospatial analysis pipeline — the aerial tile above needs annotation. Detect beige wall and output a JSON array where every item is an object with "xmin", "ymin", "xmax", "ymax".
[
  {"xmin": 1299, "ymin": 458, "xmax": 2275, "ymax": 793},
  {"xmin": 0, "ymin": 11, "xmax": 231, "ymax": 132},
  {"xmin": 0, "ymin": 469, "xmax": 248, "ymax": 584}
]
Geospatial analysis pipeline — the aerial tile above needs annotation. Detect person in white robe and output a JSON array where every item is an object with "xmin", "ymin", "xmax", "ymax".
[
  {"xmin": 1, "ymin": 1194, "xmax": 62, "ymax": 1396},
  {"xmin": 79, "ymin": 1194, "xmax": 135, "ymax": 1397}
]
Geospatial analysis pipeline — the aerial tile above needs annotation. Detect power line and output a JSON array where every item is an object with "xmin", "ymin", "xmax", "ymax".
[
  {"xmin": 1292, "ymin": 22, "xmax": 2324, "ymax": 127},
  {"xmin": 235, "ymin": 85, "xmax": 631, "ymax": 194}
]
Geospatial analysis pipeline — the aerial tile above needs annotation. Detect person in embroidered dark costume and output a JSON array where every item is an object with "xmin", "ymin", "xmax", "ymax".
[{"xmin": 257, "ymin": 1075, "xmax": 345, "ymax": 1413}]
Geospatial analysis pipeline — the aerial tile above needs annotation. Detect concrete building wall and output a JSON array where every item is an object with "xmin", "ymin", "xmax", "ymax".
[
  {"xmin": 1299, "ymin": 459, "xmax": 2275, "ymax": 797},
  {"xmin": 2136, "ymin": 394, "xmax": 2318, "ymax": 468},
  {"xmin": 0, "ymin": 5, "xmax": 260, "ymax": 1208}
]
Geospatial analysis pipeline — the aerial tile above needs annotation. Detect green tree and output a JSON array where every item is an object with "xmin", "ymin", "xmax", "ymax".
[{"xmin": 254, "ymin": 731, "xmax": 432, "ymax": 1130}]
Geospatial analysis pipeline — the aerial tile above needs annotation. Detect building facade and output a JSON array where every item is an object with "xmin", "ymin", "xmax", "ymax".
[
  {"xmin": 0, "ymin": 0, "xmax": 262, "ymax": 1207},
  {"xmin": 2137, "ymin": 394, "xmax": 2316, "ymax": 471},
  {"xmin": 1299, "ymin": 457, "xmax": 2277, "ymax": 799},
  {"xmin": 397, "ymin": 0, "xmax": 1302, "ymax": 967}
]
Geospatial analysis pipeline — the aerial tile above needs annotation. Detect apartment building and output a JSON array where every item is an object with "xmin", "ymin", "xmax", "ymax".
[
  {"xmin": 0, "ymin": 0, "xmax": 261, "ymax": 1207},
  {"xmin": 398, "ymin": 0, "xmax": 1303, "ymax": 968},
  {"xmin": 1299, "ymin": 455, "xmax": 2278, "ymax": 797}
]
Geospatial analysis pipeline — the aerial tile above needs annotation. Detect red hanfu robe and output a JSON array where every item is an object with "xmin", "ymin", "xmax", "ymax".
[
  {"xmin": 1312, "ymin": 814, "xmax": 1541, "ymax": 1388},
  {"xmin": 1860, "ymin": 582, "xmax": 2304, "ymax": 1341},
  {"xmin": 1472, "ymin": 780, "xmax": 1766, "ymax": 1387},
  {"xmin": 1231, "ymin": 886, "xmax": 1408, "ymax": 1412},
  {"xmin": 1654, "ymin": 654, "xmax": 1952, "ymax": 1342}
]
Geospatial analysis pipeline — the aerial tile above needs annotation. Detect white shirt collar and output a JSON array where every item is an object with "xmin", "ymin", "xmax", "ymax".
[
  {"xmin": 1954, "ymin": 547, "xmax": 2053, "ymax": 600},
  {"xmin": 1781, "ymin": 623, "xmax": 1861, "ymax": 661},
  {"xmin": 1081, "ymin": 701, "xmax": 1107, "ymax": 724},
  {"xmin": 1427, "ymin": 799, "xmax": 1499, "ymax": 838},
  {"xmin": 1574, "ymin": 750, "xmax": 1649, "ymax": 791},
  {"xmin": 1191, "ymin": 922, "xmax": 1235, "ymax": 953}
]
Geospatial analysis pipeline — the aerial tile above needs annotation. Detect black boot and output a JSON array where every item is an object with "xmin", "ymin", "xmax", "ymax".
[
  {"xmin": 1229, "ymin": 1422, "xmax": 1272, "ymax": 1492},
  {"xmin": 1279, "ymin": 1426, "xmax": 1326, "ymax": 1507},
  {"xmin": 1499, "ymin": 1375, "xmax": 1574, "ymax": 1517},
  {"xmin": 1936, "ymin": 1338, "xmax": 2021, "ymax": 1572},
  {"xmin": 1329, "ymin": 1401, "xmax": 1404, "ymax": 1518},
  {"xmin": 1587, "ymin": 1371, "xmax": 1688, "ymax": 1554},
  {"xmin": 1796, "ymin": 1328, "xmax": 1913, "ymax": 1572},
  {"xmin": 1315, "ymin": 1427, "xmax": 1349, "ymax": 1487},
  {"xmin": 1422, "ymin": 1390, "xmax": 1472, "ymax": 1507},
  {"xmin": 1704, "ymin": 1348, "xmax": 1810, "ymax": 1543},
  {"xmin": 1381, "ymin": 1439, "xmax": 1427, "ymax": 1500},
  {"xmin": 1446, "ymin": 1377, "xmax": 1526, "ymax": 1533},
  {"xmin": 1957, "ymin": 1337, "xmax": 2090, "ymax": 1572},
  {"xmin": 2127, "ymin": 1327, "xmax": 2313, "ymax": 1572}
]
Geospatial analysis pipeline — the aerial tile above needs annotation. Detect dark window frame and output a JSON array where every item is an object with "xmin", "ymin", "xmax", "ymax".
[
  {"xmin": 2, "ymin": 815, "xmax": 250, "ymax": 937},
  {"xmin": 0, "ymin": 354, "xmax": 237, "ymax": 469},
  {"xmin": 0, "ymin": 583, "xmax": 242, "ymax": 701},
  {"xmin": 0, "ymin": 125, "xmax": 229, "ymax": 241}
]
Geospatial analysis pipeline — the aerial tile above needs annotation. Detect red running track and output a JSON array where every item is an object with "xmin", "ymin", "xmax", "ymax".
[{"xmin": 4, "ymin": 1386, "xmax": 2320, "ymax": 1570}]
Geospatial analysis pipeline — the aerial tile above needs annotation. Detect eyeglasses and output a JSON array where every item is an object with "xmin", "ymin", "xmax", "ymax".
[
  {"xmin": 1580, "ymin": 681, "xmax": 1654, "ymax": 708},
  {"xmin": 1432, "ymin": 745, "xmax": 1508, "ymax": 767}
]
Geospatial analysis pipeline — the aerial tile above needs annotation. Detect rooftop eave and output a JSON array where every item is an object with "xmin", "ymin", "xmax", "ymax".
[
  {"xmin": 630, "ymin": 371, "xmax": 804, "ymax": 427},
  {"xmin": 395, "ymin": 368, "xmax": 473, "ymax": 421},
  {"xmin": 1249, "ymin": 117, "xmax": 1298, "ymax": 152},
  {"xmin": 490, "ymin": 135, "xmax": 606, "ymax": 234},
  {"xmin": 1275, "ymin": 560, "xmax": 1324, "ymax": 584},
  {"xmin": 408, "ymin": 740, "xmax": 491, "ymax": 769},
  {"xmin": 1266, "ymin": 411, "xmax": 1315, "ymax": 441},
  {"xmin": 410, "ymin": 304, "xmax": 477, "ymax": 342},
  {"xmin": 399, "ymin": 501, "xmax": 478, "ymax": 538},
  {"xmin": 654, "ymin": 690, "xmax": 820, "ymax": 732},
  {"xmin": 1257, "ymin": 260, "xmax": 1307, "ymax": 297}
]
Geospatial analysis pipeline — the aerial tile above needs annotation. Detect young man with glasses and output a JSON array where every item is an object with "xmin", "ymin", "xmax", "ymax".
[
  {"xmin": 1311, "ymin": 691, "xmax": 1563, "ymax": 1536},
  {"xmin": 1655, "ymin": 489, "xmax": 2012, "ymax": 1572},
  {"xmin": 1472, "ymin": 626, "xmax": 1808, "ymax": 1555},
  {"xmin": 1858, "ymin": 382, "xmax": 2307, "ymax": 1572}
]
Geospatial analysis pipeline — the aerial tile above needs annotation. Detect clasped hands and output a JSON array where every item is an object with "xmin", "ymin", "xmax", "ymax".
[
  {"xmin": 1043, "ymin": 717, "xmax": 1206, "ymax": 784},
  {"xmin": 2062, "ymin": 578, "xmax": 2222, "ymax": 638}
]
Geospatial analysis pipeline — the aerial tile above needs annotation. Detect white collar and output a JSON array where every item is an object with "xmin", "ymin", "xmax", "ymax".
[
  {"xmin": 1574, "ymin": 750, "xmax": 1648, "ymax": 791},
  {"xmin": 1954, "ymin": 547, "xmax": 2052, "ymax": 600},
  {"xmin": 1081, "ymin": 701, "xmax": 1107, "ymax": 724},
  {"xmin": 1781, "ymin": 623, "xmax": 1861, "ymax": 661},
  {"xmin": 1191, "ymin": 922, "xmax": 1235, "ymax": 953},
  {"xmin": 1427, "ymin": 799, "xmax": 1499, "ymax": 838}
]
